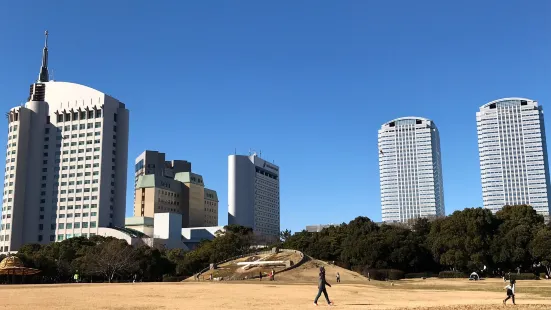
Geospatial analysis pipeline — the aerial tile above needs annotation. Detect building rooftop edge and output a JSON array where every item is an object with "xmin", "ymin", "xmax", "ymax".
[{"xmin": 480, "ymin": 97, "xmax": 536, "ymax": 109}]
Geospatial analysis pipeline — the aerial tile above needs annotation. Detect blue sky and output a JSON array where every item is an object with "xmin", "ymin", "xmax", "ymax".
[{"xmin": 0, "ymin": 1, "xmax": 550, "ymax": 233}]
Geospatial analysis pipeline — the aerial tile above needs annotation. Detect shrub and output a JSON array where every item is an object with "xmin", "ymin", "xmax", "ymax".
[
  {"xmin": 361, "ymin": 268, "xmax": 404, "ymax": 281},
  {"xmin": 438, "ymin": 271, "xmax": 466, "ymax": 278},
  {"xmin": 510, "ymin": 273, "xmax": 539, "ymax": 281},
  {"xmin": 162, "ymin": 275, "xmax": 186, "ymax": 282},
  {"xmin": 404, "ymin": 272, "xmax": 434, "ymax": 279}
]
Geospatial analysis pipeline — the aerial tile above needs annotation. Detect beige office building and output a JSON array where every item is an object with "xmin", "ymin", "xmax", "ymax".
[
  {"xmin": 133, "ymin": 151, "xmax": 218, "ymax": 228},
  {"xmin": 0, "ymin": 33, "xmax": 129, "ymax": 253},
  {"xmin": 204, "ymin": 189, "xmax": 219, "ymax": 227}
]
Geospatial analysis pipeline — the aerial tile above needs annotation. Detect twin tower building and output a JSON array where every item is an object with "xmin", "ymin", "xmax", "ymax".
[{"xmin": 379, "ymin": 98, "xmax": 551, "ymax": 223}]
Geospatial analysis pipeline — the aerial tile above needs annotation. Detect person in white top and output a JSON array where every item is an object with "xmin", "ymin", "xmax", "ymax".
[{"xmin": 503, "ymin": 279, "xmax": 516, "ymax": 305}]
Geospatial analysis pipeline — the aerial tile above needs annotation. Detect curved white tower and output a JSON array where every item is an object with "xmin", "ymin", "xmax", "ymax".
[
  {"xmin": 477, "ymin": 98, "xmax": 551, "ymax": 218},
  {"xmin": 0, "ymin": 32, "xmax": 130, "ymax": 253},
  {"xmin": 228, "ymin": 153, "xmax": 280, "ymax": 241},
  {"xmin": 378, "ymin": 117, "xmax": 445, "ymax": 223}
]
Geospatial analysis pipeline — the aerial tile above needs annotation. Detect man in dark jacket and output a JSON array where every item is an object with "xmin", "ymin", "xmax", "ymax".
[{"xmin": 314, "ymin": 267, "xmax": 333, "ymax": 306}]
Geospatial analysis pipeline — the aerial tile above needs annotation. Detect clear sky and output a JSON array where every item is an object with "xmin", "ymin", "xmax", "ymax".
[{"xmin": 0, "ymin": 1, "xmax": 550, "ymax": 233}]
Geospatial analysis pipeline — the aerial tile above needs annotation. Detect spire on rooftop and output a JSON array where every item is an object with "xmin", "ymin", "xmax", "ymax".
[{"xmin": 38, "ymin": 30, "xmax": 49, "ymax": 83}]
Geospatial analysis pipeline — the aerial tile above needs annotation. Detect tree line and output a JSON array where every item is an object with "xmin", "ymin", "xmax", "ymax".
[
  {"xmin": 281, "ymin": 205, "xmax": 551, "ymax": 278},
  {"xmin": 3, "ymin": 205, "xmax": 551, "ymax": 283},
  {"xmin": 1, "ymin": 225, "xmax": 255, "ymax": 283}
]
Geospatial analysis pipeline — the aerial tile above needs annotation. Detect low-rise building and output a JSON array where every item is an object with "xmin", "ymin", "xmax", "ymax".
[
  {"xmin": 98, "ymin": 212, "xmax": 188, "ymax": 250},
  {"xmin": 305, "ymin": 224, "xmax": 336, "ymax": 233}
]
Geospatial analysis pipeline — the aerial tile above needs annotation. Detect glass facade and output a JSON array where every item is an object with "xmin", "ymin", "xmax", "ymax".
[
  {"xmin": 477, "ymin": 98, "xmax": 551, "ymax": 217},
  {"xmin": 378, "ymin": 117, "xmax": 445, "ymax": 223}
]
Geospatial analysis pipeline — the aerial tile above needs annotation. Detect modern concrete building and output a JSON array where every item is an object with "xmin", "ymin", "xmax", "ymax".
[
  {"xmin": 0, "ymin": 32, "xmax": 129, "ymax": 253},
  {"xmin": 228, "ymin": 153, "xmax": 280, "ymax": 242},
  {"xmin": 181, "ymin": 226, "xmax": 224, "ymax": 250},
  {"xmin": 98, "ymin": 213, "xmax": 189, "ymax": 250},
  {"xmin": 133, "ymin": 150, "xmax": 218, "ymax": 228},
  {"xmin": 477, "ymin": 98, "xmax": 551, "ymax": 218},
  {"xmin": 204, "ymin": 188, "xmax": 219, "ymax": 227},
  {"xmin": 179, "ymin": 172, "xmax": 205, "ymax": 228},
  {"xmin": 378, "ymin": 117, "xmax": 445, "ymax": 223},
  {"xmin": 305, "ymin": 224, "xmax": 336, "ymax": 233}
]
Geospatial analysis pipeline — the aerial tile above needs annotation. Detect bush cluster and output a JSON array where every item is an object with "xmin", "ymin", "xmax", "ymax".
[{"xmin": 438, "ymin": 271, "xmax": 467, "ymax": 278}]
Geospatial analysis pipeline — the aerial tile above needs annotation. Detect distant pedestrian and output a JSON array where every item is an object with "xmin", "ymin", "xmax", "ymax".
[
  {"xmin": 73, "ymin": 271, "xmax": 79, "ymax": 283},
  {"xmin": 133, "ymin": 274, "xmax": 137, "ymax": 283},
  {"xmin": 314, "ymin": 266, "xmax": 333, "ymax": 306},
  {"xmin": 259, "ymin": 271, "xmax": 263, "ymax": 281},
  {"xmin": 336, "ymin": 272, "xmax": 340, "ymax": 283},
  {"xmin": 503, "ymin": 279, "xmax": 516, "ymax": 305},
  {"xmin": 271, "ymin": 269, "xmax": 275, "ymax": 281}
]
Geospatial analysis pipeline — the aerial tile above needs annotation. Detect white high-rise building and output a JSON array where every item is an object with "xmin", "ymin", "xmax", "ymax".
[
  {"xmin": 477, "ymin": 98, "xmax": 551, "ymax": 217},
  {"xmin": 228, "ymin": 153, "xmax": 280, "ymax": 241},
  {"xmin": 378, "ymin": 117, "xmax": 445, "ymax": 223},
  {"xmin": 0, "ymin": 32, "xmax": 129, "ymax": 253}
]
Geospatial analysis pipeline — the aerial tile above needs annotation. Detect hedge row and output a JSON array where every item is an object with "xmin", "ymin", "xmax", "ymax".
[
  {"xmin": 510, "ymin": 273, "xmax": 540, "ymax": 280},
  {"xmin": 404, "ymin": 272, "xmax": 434, "ymax": 279},
  {"xmin": 359, "ymin": 269, "xmax": 404, "ymax": 281},
  {"xmin": 438, "ymin": 271, "xmax": 467, "ymax": 278},
  {"xmin": 162, "ymin": 275, "xmax": 187, "ymax": 282}
]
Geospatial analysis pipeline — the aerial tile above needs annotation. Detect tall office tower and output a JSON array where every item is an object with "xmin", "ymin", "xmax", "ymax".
[
  {"xmin": 378, "ymin": 117, "xmax": 445, "ymax": 223},
  {"xmin": 133, "ymin": 150, "xmax": 217, "ymax": 228},
  {"xmin": 0, "ymin": 32, "xmax": 129, "ymax": 253},
  {"xmin": 228, "ymin": 153, "xmax": 280, "ymax": 242},
  {"xmin": 477, "ymin": 98, "xmax": 551, "ymax": 218}
]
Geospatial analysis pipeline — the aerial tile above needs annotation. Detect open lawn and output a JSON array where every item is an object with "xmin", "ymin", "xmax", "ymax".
[{"xmin": 0, "ymin": 278, "xmax": 550, "ymax": 309}]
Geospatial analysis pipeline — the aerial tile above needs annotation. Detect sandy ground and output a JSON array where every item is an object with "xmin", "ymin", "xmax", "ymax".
[{"xmin": 0, "ymin": 278, "xmax": 550, "ymax": 310}]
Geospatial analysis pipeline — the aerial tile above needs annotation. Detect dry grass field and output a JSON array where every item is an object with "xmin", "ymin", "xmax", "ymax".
[
  {"xmin": 0, "ymin": 257, "xmax": 548, "ymax": 310},
  {"xmin": 0, "ymin": 277, "xmax": 550, "ymax": 310}
]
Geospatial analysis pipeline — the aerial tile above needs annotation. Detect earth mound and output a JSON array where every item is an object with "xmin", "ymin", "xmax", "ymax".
[{"xmin": 187, "ymin": 251, "xmax": 367, "ymax": 284}]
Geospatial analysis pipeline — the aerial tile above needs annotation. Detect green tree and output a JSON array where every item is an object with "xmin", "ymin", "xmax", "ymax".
[
  {"xmin": 530, "ymin": 226, "xmax": 551, "ymax": 276},
  {"xmin": 135, "ymin": 246, "xmax": 173, "ymax": 281},
  {"xmin": 428, "ymin": 208, "xmax": 498, "ymax": 271},
  {"xmin": 492, "ymin": 205, "xmax": 544, "ymax": 271},
  {"xmin": 279, "ymin": 229, "xmax": 292, "ymax": 243}
]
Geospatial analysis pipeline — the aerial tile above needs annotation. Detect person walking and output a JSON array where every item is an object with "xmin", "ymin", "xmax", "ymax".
[
  {"xmin": 336, "ymin": 272, "xmax": 340, "ymax": 283},
  {"xmin": 259, "ymin": 271, "xmax": 263, "ymax": 281},
  {"xmin": 503, "ymin": 279, "xmax": 516, "ymax": 305},
  {"xmin": 314, "ymin": 267, "xmax": 333, "ymax": 306}
]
